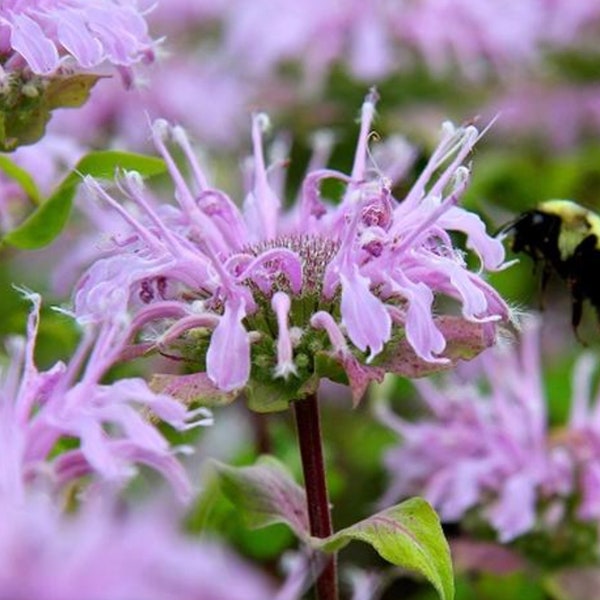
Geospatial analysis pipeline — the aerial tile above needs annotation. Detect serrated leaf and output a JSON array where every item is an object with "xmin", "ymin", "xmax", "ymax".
[
  {"xmin": 2, "ymin": 150, "xmax": 165, "ymax": 249},
  {"xmin": 314, "ymin": 498, "xmax": 454, "ymax": 600},
  {"xmin": 212, "ymin": 456, "xmax": 310, "ymax": 539},
  {"xmin": 0, "ymin": 155, "xmax": 41, "ymax": 205}
]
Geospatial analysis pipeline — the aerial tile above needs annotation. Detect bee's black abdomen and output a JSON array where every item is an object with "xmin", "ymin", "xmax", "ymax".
[
  {"xmin": 571, "ymin": 235, "xmax": 600, "ymax": 315},
  {"xmin": 509, "ymin": 210, "xmax": 564, "ymax": 274}
]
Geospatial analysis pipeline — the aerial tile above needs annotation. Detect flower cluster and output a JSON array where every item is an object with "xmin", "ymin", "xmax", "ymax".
[
  {"xmin": 0, "ymin": 0, "xmax": 155, "ymax": 76},
  {"xmin": 1, "ymin": 290, "xmax": 211, "ymax": 502},
  {"xmin": 0, "ymin": 494, "xmax": 276, "ymax": 600},
  {"xmin": 22, "ymin": 0, "xmax": 599, "ymax": 157},
  {"xmin": 73, "ymin": 92, "xmax": 510, "ymax": 411},
  {"xmin": 380, "ymin": 316, "xmax": 600, "ymax": 562},
  {"xmin": 0, "ymin": 1, "xmax": 156, "ymax": 151},
  {"xmin": 218, "ymin": 0, "xmax": 600, "ymax": 83},
  {"xmin": 487, "ymin": 82, "xmax": 600, "ymax": 149}
]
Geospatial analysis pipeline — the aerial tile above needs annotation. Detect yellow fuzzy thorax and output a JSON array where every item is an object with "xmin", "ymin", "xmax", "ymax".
[{"xmin": 539, "ymin": 199, "xmax": 600, "ymax": 261}]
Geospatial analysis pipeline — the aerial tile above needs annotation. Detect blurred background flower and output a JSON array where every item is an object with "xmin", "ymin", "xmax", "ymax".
[{"xmin": 379, "ymin": 315, "xmax": 600, "ymax": 568}]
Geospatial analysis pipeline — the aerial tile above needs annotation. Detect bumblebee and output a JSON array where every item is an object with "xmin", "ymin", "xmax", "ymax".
[{"xmin": 499, "ymin": 199, "xmax": 600, "ymax": 336}]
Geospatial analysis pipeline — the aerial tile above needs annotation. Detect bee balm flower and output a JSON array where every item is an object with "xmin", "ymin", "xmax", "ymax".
[
  {"xmin": 0, "ymin": 494, "xmax": 275, "ymax": 600},
  {"xmin": 74, "ymin": 91, "xmax": 510, "ymax": 412},
  {"xmin": 0, "ymin": 0, "xmax": 155, "ymax": 150},
  {"xmin": 1, "ymin": 291, "xmax": 211, "ymax": 502},
  {"xmin": 0, "ymin": 0, "xmax": 154, "ymax": 76},
  {"xmin": 380, "ymin": 316, "xmax": 600, "ymax": 565}
]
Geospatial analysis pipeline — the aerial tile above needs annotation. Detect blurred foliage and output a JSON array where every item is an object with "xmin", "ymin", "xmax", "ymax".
[{"xmin": 1, "ymin": 151, "xmax": 166, "ymax": 249}]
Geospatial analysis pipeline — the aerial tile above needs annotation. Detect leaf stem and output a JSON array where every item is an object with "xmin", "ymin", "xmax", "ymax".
[{"xmin": 293, "ymin": 393, "xmax": 338, "ymax": 600}]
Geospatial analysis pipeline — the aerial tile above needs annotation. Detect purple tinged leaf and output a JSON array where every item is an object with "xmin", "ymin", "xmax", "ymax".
[
  {"xmin": 450, "ymin": 539, "xmax": 526, "ymax": 576},
  {"xmin": 546, "ymin": 567, "xmax": 600, "ymax": 600},
  {"xmin": 214, "ymin": 457, "xmax": 453, "ymax": 600},
  {"xmin": 150, "ymin": 372, "xmax": 239, "ymax": 407},
  {"xmin": 213, "ymin": 456, "xmax": 310, "ymax": 539},
  {"xmin": 377, "ymin": 316, "xmax": 496, "ymax": 378}
]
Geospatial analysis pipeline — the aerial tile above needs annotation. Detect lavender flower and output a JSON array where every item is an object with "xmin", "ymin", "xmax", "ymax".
[
  {"xmin": 47, "ymin": 54, "xmax": 253, "ymax": 151},
  {"xmin": 0, "ymin": 0, "xmax": 156, "ymax": 150},
  {"xmin": 73, "ymin": 92, "xmax": 509, "ymax": 411},
  {"xmin": 0, "ymin": 0, "xmax": 155, "ymax": 76},
  {"xmin": 0, "ymin": 493, "xmax": 275, "ymax": 600},
  {"xmin": 487, "ymin": 82, "xmax": 600, "ymax": 149},
  {"xmin": 219, "ymin": 0, "xmax": 600, "ymax": 83},
  {"xmin": 380, "ymin": 316, "xmax": 600, "ymax": 563},
  {"xmin": 35, "ymin": 0, "xmax": 600, "ymax": 155},
  {"xmin": 1, "ymin": 290, "xmax": 211, "ymax": 502}
]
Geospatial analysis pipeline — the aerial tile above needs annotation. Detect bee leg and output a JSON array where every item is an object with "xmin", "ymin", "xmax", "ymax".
[
  {"xmin": 538, "ymin": 261, "xmax": 552, "ymax": 311},
  {"xmin": 570, "ymin": 288, "xmax": 586, "ymax": 346}
]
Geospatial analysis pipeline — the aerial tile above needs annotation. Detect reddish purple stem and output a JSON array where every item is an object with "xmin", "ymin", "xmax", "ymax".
[{"xmin": 293, "ymin": 393, "xmax": 338, "ymax": 600}]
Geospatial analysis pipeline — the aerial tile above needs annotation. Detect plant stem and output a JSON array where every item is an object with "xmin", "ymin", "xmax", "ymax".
[
  {"xmin": 293, "ymin": 393, "xmax": 338, "ymax": 600},
  {"xmin": 249, "ymin": 408, "xmax": 271, "ymax": 455}
]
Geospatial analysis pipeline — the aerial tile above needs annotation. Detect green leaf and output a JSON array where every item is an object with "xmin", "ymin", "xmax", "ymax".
[
  {"xmin": 245, "ymin": 375, "xmax": 318, "ymax": 413},
  {"xmin": 2, "ymin": 150, "xmax": 166, "ymax": 249},
  {"xmin": 188, "ymin": 467, "xmax": 295, "ymax": 560},
  {"xmin": 45, "ymin": 74, "xmax": 107, "ymax": 110},
  {"xmin": 0, "ymin": 74, "xmax": 104, "ymax": 151},
  {"xmin": 0, "ymin": 155, "xmax": 41, "ymax": 205},
  {"xmin": 212, "ymin": 456, "xmax": 310, "ymax": 539},
  {"xmin": 213, "ymin": 457, "xmax": 453, "ymax": 600},
  {"xmin": 313, "ymin": 498, "xmax": 454, "ymax": 600}
]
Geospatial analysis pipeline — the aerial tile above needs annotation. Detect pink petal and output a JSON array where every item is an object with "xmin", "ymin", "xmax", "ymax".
[
  {"xmin": 10, "ymin": 14, "xmax": 59, "ymax": 74},
  {"xmin": 56, "ymin": 11, "xmax": 103, "ymax": 68},
  {"xmin": 207, "ymin": 301, "xmax": 250, "ymax": 391},
  {"xmin": 340, "ymin": 266, "xmax": 391, "ymax": 361}
]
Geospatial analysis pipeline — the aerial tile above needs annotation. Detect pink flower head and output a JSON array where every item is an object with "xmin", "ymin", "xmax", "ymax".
[
  {"xmin": 0, "ymin": 493, "xmax": 275, "ymax": 600},
  {"xmin": 380, "ymin": 315, "xmax": 600, "ymax": 562},
  {"xmin": 0, "ymin": 0, "xmax": 155, "ymax": 76},
  {"xmin": 0, "ymin": 290, "xmax": 211, "ymax": 503},
  {"xmin": 219, "ymin": 0, "xmax": 600, "ymax": 85},
  {"xmin": 74, "ymin": 91, "xmax": 510, "ymax": 410}
]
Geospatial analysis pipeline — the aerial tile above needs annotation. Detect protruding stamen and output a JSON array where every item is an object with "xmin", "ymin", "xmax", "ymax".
[
  {"xmin": 172, "ymin": 124, "xmax": 209, "ymax": 192},
  {"xmin": 244, "ymin": 112, "xmax": 281, "ymax": 240},
  {"xmin": 350, "ymin": 87, "xmax": 379, "ymax": 183}
]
